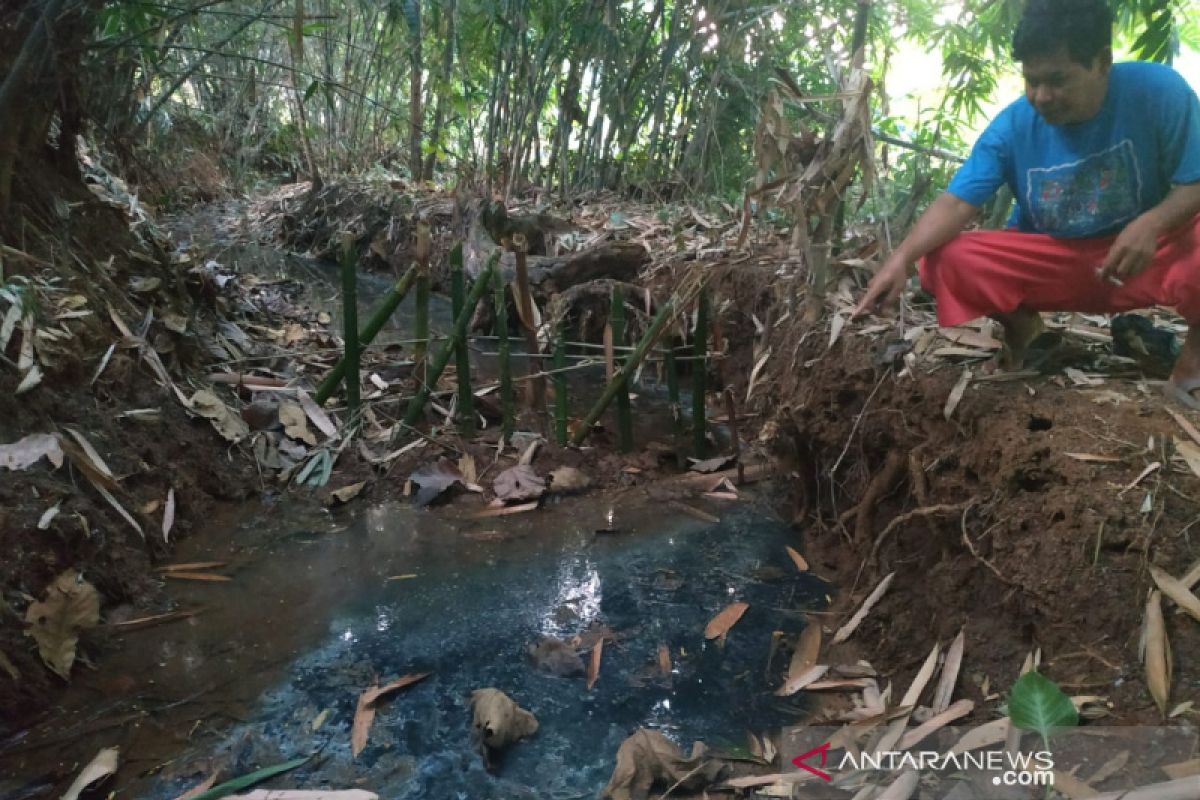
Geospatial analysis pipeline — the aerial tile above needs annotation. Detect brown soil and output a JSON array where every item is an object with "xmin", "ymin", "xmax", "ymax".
[{"xmin": 762, "ymin": 331, "xmax": 1200, "ymax": 722}]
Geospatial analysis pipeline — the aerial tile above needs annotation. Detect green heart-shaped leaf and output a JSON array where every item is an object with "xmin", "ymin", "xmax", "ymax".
[{"xmin": 1009, "ymin": 671, "xmax": 1078, "ymax": 738}]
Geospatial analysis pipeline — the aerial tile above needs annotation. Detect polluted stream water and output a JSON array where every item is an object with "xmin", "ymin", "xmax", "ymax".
[{"xmin": 1, "ymin": 490, "xmax": 829, "ymax": 798}]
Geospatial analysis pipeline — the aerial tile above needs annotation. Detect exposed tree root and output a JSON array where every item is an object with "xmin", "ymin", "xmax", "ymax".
[
  {"xmin": 853, "ymin": 450, "xmax": 906, "ymax": 545},
  {"xmin": 869, "ymin": 498, "xmax": 977, "ymax": 566}
]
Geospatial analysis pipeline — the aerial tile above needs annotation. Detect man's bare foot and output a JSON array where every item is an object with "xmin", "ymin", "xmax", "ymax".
[
  {"xmin": 982, "ymin": 307, "xmax": 1045, "ymax": 374},
  {"xmin": 1165, "ymin": 324, "xmax": 1200, "ymax": 410}
]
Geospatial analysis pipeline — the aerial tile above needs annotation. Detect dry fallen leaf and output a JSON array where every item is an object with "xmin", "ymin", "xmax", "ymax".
[
  {"xmin": 0, "ymin": 433, "xmax": 64, "ymax": 471},
  {"xmin": 493, "ymin": 464, "xmax": 546, "ymax": 502},
  {"xmin": 326, "ymin": 481, "xmax": 368, "ymax": 506},
  {"xmin": 297, "ymin": 389, "xmax": 338, "ymax": 438},
  {"xmin": 586, "ymin": 640, "xmax": 605, "ymax": 690},
  {"xmin": 409, "ymin": 459, "xmax": 465, "ymax": 507},
  {"xmin": 949, "ymin": 718, "xmax": 1010, "ymax": 754},
  {"xmin": 23, "ymin": 570, "xmax": 100, "ymax": 679},
  {"xmin": 704, "ymin": 602, "xmax": 749, "ymax": 640},
  {"xmin": 236, "ymin": 792, "xmax": 379, "ymax": 799},
  {"xmin": 943, "ymin": 367, "xmax": 972, "ymax": 420},
  {"xmin": 280, "ymin": 401, "xmax": 318, "ymax": 446},
  {"xmin": 832, "ymin": 572, "xmax": 895, "ymax": 644},
  {"xmin": 470, "ymin": 688, "xmax": 538, "ymax": 769},
  {"xmin": 688, "ymin": 454, "xmax": 735, "ymax": 473},
  {"xmin": 1144, "ymin": 590, "xmax": 1172, "ymax": 718},
  {"xmin": 549, "ymin": 466, "xmax": 592, "ymax": 493},
  {"xmin": 784, "ymin": 546, "xmax": 809, "ymax": 572},
  {"xmin": 352, "ymin": 672, "xmax": 431, "ymax": 757},
  {"xmin": 62, "ymin": 747, "xmax": 119, "ymax": 800},
  {"xmin": 163, "ymin": 572, "xmax": 232, "ymax": 582},
  {"xmin": 162, "ymin": 488, "xmax": 176, "ymax": 543},
  {"xmin": 785, "ymin": 620, "xmax": 821, "ymax": 685},
  {"xmin": 1148, "ymin": 565, "xmax": 1200, "ymax": 623},
  {"xmin": 931, "ymin": 628, "xmax": 965, "ymax": 714},
  {"xmin": 185, "ymin": 389, "xmax": 250, "ymax": 442},
  {"xmin": 897, "ymin": 699, "xmax": 974, "ymax": 750},
  {"xmin": 657, "ymin": 644, "xmax": 671, "ymax": 676},
  {"xmin": 774, "ymin": 664, "xmax": 829, "ymax": 697},
  {"xmin": 600, "ymin": 729, "xmax": 722, "ymax": 800}
]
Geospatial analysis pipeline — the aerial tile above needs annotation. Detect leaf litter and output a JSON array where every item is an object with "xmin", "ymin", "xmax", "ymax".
[{"xmin": 351, "ymin": 672, "xmax": 431, "ymax": 757}]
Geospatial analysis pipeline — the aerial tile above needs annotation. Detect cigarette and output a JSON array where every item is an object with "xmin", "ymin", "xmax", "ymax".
[{"xmin": 1095, "ymin": 267, "xmax": 1124, "ymax": 287}]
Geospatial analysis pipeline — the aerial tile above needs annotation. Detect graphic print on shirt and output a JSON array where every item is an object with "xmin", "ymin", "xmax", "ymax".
[{"xmin": 1025, "ymin": 140, "xmax": 1143, "ymax": 237}]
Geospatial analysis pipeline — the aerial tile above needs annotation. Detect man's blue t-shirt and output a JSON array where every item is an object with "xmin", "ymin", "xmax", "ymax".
[{"xmin": 947, "ymin": 61, "xmax": 1200, "ymax": 238}]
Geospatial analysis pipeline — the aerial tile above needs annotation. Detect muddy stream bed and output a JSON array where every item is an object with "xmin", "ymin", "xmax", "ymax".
[{"xmin": 2, "ymin": 490, "xmax": 825, "ymax": 798}]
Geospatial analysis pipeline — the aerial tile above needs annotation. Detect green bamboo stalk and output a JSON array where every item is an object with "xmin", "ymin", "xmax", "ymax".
[
  {"xmin": 340, "ymin": 233, "xmax": 361, "ymax": 421},
  {"xmin": 314, "ymin": 265, "xmax": 417, "ymax": 405},
  {"xmin": 665, "ymin": 342, "xmax": 681, "ymax": 436},
  {"xmin": 692, "ymin": 287, "xmax": 709, "ymax": 458},
  {"xmin": 570, "ymin": 296, "xmax": 679, "ymax": 447},
  {"xmin": 611, "ymin": 288, "xmax": 633, "ymax": 452},
  {"xmin": 450, "ymin": 244, "xmax": 475, "ymax": 437},
  {"xmin": 495, "ymin": 276, "xmax": 514, "ymax": 441},
  {"xmin": 414, "ymin": 269, "xmax": 430, "ymax": 387},
  {"xmin": 553, "ymin": 324, "xmax": 568, "ymax": 446},
  {"xmin": 399, "ymin": 255, "xmax": 497, "ymax": 432}
]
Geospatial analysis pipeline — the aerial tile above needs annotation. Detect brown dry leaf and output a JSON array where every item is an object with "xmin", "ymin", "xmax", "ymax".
[
  {"xmin": 494, "ymin": 464, "xmax": 545, "ymax": 502},
  {"xmin": 1166, "ymin": 408, "xmax": 1200, "ymax": 449},
  {"xmin": 173, "ymin": 772, "xmax": 217, "ymax": 800},
  {"xmin": 1162, "ymin": 759, "xmax": 1200, "ymax": 779},
  {"xmin": 1087, "ymin": 750, "xmax": 1130, "ymax": 785},
  {"xmin": 1148, "ymin": 565, "xmax": 1200, "ymax": 623},
  {"xmin": 458, "ymin": 454, "xmax": 478, "ymax": 486},
  {"xmin": 1144, "ymin": 590, "xmax": 1172, "ymax": 717},
  {"xmin": 669, "ymin": 500, "xmax": 719, "ymax": 524},
  {"xmin": 657, "ymin": 644, "xmax": 671, "ymax": 676},
  {"xmin": 0, "ymin": 433, "xmax": 64, "ymax": 471},
  {"xmin": 876, "ymin": 769, "xmax": 920, "ymax": 800},
  {"xmin": 352, "ymin": 672, "xmax": 432, "ymax": 757},
  {"xmin": 587, "ymin": 639, "xmax": 604, "ymax": 690},
  {"xmin": 280, "ymin": 401, "xmax": 318, "ymax": 446},
  {"xmin": 832, "ymin": 572, "xmax": 895, "ymax": 644},
  {"xmin": 931, "ymin": 628, "xmax": 965, "ymax": 714},
  {"xmin": 186, "ymin": 389, "xmax": 250, "ymax": 442},
  {"xmin": 549, "ymin": 466, "xmax": 592, "ymax": 493},
  {"xmin": 1052, "ymin": 770, "xmax": 1099, "ymax": 800},
  {"xmin": 158, "ymin": 561, "xmax": 227, "ymax": 572},
  {"xmin": 326, "ymin": 481, "xmax": 367, "ymax": 507},
  {"xmin": 1118, "ymin": 461, "xmax": 1161, "ymax": 497},
  {"xmin": 409, "ymin": 459, "xmax": 465, "ymax": 507},
  {"xmin": 469, "ymin": 688, "xmax": 538, "ymax": 767},
  {"xmin": 23, "ymin": 570, "xmax": 100, "ymax": 679},
  {"xmin": 943, "ymin": 367, "xmax": 972, "ymax": 420},
  {"xmin": 784, "ymin": 546, "xmax": 809, "ymax": 572},
  {"xmin": 162, "ymin": 488, "xmax": 176, "ymax": 543},
  {"xmin": 297, "ymin": 389, "xmax": 338, "ymax": 439},
  {"xmin": 897, "ymin": 699, "xmax": 974, "ymax": 750},
  {"xmin": 786, "ymin": 621, "xmax": 821, "ymax": 684},
  {"xmin": 688, "ymin": 454, "xmax": 734, "ymax": 473},
  {"xmin": 600, "ymin": 728, "xmax": 722, "ymax": 800},
  {"xmin": 949, "ymin": 718, "xmax": 1010, "ymax": 754},
  {"xmin": 163, "ymin": 572, "xmax": 232, "ymax": 582},
  {"xmin": 1175, "ymin": 438, "xmax": 1200, "ymax": 479},
  {"xmin": 62, "ymin": 746, "xmax": 119, "ymax": 800},
  {"xmin": 774, "ymin": 664, "xmax": 830, "ymax": 697},
  {"xmin": 939, "ymin": 327, "xmax": 1001, "ymax": 350},
  {"xmin": 1183, "ymin": 560, "xmax": 1200, "ymax": 589},
  {"xmin": 704, "ymin": 601, "xmax": 749, "ymax": 639},
  {"xmin": 472, "ymin": 500, "xmax": 539, "ymax": 518},
  {"xmin": 1065, "ymin": 452, "xmax": 1122, "ymax": 464}
]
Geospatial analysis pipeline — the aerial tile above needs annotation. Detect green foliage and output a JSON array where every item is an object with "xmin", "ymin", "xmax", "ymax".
[
  {"xmin": 188, "ymin": 757, "xmax": 309, "ymax": 800},
  {"xmin": 1009, "ymin": 671, "xmax": 1079, "ymax": 740}
]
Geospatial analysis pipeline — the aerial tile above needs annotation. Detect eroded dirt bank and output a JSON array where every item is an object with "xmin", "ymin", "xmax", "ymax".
[{"xmin": 763, "ymin": 331, "xmax": 1200, "ymax": 723}]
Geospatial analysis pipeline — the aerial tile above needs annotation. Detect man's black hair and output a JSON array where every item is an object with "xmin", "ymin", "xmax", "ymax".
[{"xmin": 1012, "ymin": 0, "xmax": 1113, "ymax": 65}]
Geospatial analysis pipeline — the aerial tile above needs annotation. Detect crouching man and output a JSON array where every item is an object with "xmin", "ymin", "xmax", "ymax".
[{"xmin": 854, "ymin": 0, "xmax": 1200, "ymax": 406}]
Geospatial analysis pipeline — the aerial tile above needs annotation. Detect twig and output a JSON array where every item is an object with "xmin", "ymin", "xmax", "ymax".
[
  {"xmin": 871, "ymin": 499, "xmax": 976, "ymax": 563},
  {"xmin": 831, "ymin": 371, "xmax": 887, "ymax": 475}
]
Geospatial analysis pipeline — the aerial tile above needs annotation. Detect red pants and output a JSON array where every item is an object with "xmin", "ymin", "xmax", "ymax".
[{"xmin": 919, "ymin": 215, "xmax": 1200, "ymax": 327}]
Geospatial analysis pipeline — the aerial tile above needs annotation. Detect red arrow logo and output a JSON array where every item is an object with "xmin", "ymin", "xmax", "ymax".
[{"xmin": 791, "ymin": 741, "xmax": 833, "ymax": 781}]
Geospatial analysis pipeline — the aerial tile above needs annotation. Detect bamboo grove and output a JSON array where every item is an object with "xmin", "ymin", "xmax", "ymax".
[{"xmin": 1, "ymin": 0, "xmax": 1197, "ymax": 215}]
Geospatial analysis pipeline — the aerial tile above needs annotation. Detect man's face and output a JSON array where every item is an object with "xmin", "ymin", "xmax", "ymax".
[{"xmin": 1022, "ymin": 46, "xmax": 1112, "ymax": 126}]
